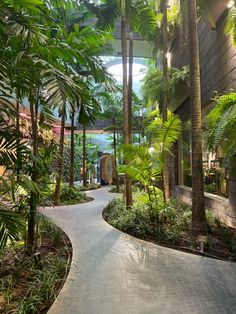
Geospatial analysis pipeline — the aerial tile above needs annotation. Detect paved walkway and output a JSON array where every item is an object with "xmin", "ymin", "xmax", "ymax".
[{"xmin": 43, "ymin": 187, "xmax": 236, "ymax": 314}]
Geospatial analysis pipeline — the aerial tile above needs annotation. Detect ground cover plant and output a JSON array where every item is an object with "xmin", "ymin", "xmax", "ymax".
[
  {"xmin": 43, "ymin": 184, "xmax": 94, "ymax": 206},
  {"xmin": 0, "ymin": 215, "xmax": 72, "ymax": 313},
  {"xmin": 79, "ymin": 183, "xmax": 101, "ymax": 192},
  {"xmin": 103, "ymin": 192, "xmax": 236, "ymax": 261}
]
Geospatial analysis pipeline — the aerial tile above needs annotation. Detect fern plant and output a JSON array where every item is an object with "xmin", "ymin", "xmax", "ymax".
[
  {"xmin": 225, "ymin": 1, "xmax": 236, "ymax": 45},
  {"xmin": 119, "ymin": 111, "xmax": 181, "ymax": 200},
  {"xmin": 204, "ymin": 93, "xmax": 236, "ymax": 157}
]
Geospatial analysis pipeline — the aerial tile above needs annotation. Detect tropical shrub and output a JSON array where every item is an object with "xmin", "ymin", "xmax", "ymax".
[
  {"xmin": 103, "ymin": 195, "xmax": 192, "ymax": 244},
  {"xmin": 204, "ymin": 93, "xmax": 236, "ymax": 157}
]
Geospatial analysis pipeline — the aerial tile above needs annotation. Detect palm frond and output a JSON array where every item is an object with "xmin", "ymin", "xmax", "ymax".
[
  {"xmin": 0, "ymin": 207, "xmax": 25, "ymax": 251},
  {"xmin": 205, "ymin": 93, "xmax": 236, "ymax": 155},
  {"xmin": 154, "ymin": 113, "xmax": 182, "ymax": 161},
  {"xmin": 225, "ymin": 4, "xmax": 236, "ymax": 44},
  {"xmin": 0, "ymin": 130, "xmax": 29, "ymax": 167}
]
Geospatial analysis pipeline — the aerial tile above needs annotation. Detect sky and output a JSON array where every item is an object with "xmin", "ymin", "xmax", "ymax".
[{"xmin": 107, "ymin": 62, "xmax": 147, "ymax": 96}]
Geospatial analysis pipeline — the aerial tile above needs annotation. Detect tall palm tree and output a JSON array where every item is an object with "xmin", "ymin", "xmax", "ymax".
[
  {"xmin": 121, "ymin": 0, "xmax": 133, "ymax": 207},
  {"xmin": 100, "ymin": 91, "xmax": 123, "ymax": 192},
  {"xmin": 83, "ymin": 0, "xmax": 156, "ymax": 208},
  {"xmin": 162, "ymin": 0, "xmax": 170, "ymax": 202},
  {"xmin": 69, "ymin": 109, "xmax": 75, "ymax": 187},
  {"xmin": 187, "ymin": 0, "xmax": 207, "ymax": 235}
]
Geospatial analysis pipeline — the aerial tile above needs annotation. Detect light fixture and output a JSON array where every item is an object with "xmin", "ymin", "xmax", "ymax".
[{"xmin": 228, "ymin": 0, "xmax": 234, "ymax": 8}]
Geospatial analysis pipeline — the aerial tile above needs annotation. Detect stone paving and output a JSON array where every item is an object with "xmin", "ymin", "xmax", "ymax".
[{"xmin": 43, "ymin": 187, "xmax": 236, "ymax": 314}]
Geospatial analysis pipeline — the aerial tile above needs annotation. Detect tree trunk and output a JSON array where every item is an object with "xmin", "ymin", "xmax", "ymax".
[
  {"xmin": 113, "ymin": 119, "xmax": 120, "ymax": 193},
  {"xmin": 16, "ymin": 97, "xmax": 21, "ymax": 178},
  {"xmin": 27, "ymin": 96, "xmax": 39, "ymax": 254},
  {"xmin": 128, "ymin": 30, "xmax": 133, "ymax": 144},
  {"xmin": 82, "ymin": 125, "xmax": 87, "ymax": 187},
  {"xmin": 121, "ymin": 0, "xmax": 132, "ymax": 207},
  {"xmin": 69, "ymin": 111, "xmax": 75, "ymax": 188},
  {"xmin": 187, "ymin": 0, "xmax": 207, "ymax": 236},
  {"xmin": 162, "ymin": 0, "xmax": 170, "ymax": 203},
  {"xmin": 54, "ymin": 111, "xmax": 66, "ymax": 206},
  {"xmin": 229, "ymin": 155, "xmax": 236, "ymax": 220}
]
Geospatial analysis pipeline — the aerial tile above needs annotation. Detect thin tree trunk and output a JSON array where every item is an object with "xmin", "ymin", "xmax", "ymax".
[
  {"xmin": 82, "ymin": 125, "xmax": 87, "ymax": 187},
  {"xmin": 121, "ymin": 0, "xmax": 132, "ymax": 207},
  {"xmin": 187, "ymin": 0, "xmax": 207, "ymax": 236},
  {"xmin": 54, "ymin": 111, "xmax": 66, "ymax": 206},
  {"xmin": 16, "ymin": 96, "xmax": 21, "ymax": 178},
  {"xmin": 229, "ymin": 155, "xmax": 236, "ymax": 216},
  {"xmin": 69, "ymin": 111, "xmax": 75, "ymax": 188},
  {"xmin": 113, "ymin": 119, "xmax": 120, "ymax": 193},
  {"xmin": 27, "ymin": 95, "xmax": 39, "ymax": 254},
  {"xmin": 128, "ymin": 30, "xmax": 133, "ymax": 143},
  {"xmin": 162, "ymin": 0, "xmax": 170, "ymax": 203}
]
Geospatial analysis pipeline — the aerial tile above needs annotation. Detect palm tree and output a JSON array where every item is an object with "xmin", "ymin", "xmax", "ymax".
[
  {"xmin": 0, "ymin": 102, "xmax": 27, "ymax": 250},
  {"xmin": 187, "ymin": 0, "xmax": 207, "ymax": 236},
  {"xmin": 120, "ymin": 0, "xmax": 133, "ymax": 207},
  {"xmin": 83, "ymin": 0, "xmax": 156, "ymax": 208},
  {"xmin": 69, "ymin": 109, "xmax": 75, "ymax": 188},
  {"xmin": 78, "ymin": 96, "xmax": 99, "ymax": 188},
  {"xmin": 162, "ymin": 0, "xmax": 170, "ymax": 202},
  {"xmin": 100, "ymin": 91, "xmax": 123, "ymax": 192},
  {"xmin": 119, "ymin": 111, "xmax": 181, "ymax": 199}
]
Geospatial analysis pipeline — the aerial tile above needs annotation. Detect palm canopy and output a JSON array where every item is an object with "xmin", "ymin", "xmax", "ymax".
[
  {"xmin": 0, "ymin": 0, "xmax": 115, "ymax": 124},
  {"xmin": 82, "ymin": 0, "xmax": 157, "ymax": 37},
  {"xmin": 141, "ymin": 63, "xmax": 189, "ymax": 107}
]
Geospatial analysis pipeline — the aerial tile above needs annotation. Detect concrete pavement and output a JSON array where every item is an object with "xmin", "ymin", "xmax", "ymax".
[{"xmin": 43, "ymin": 187, "xmax": 236, "ymax": 314}]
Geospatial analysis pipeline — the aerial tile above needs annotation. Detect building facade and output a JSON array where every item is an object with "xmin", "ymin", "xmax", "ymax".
[{"xmin": 169, "ymin": 0, "xmax": 236, "ymax": 227}]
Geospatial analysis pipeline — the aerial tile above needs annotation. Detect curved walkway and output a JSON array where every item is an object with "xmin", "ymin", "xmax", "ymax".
[{"xmin": 43, "ymin": 187, "xmax": 236, "ymax": 314}]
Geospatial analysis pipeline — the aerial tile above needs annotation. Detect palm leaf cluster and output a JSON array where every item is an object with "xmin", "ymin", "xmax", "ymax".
[
  {"xmin": 225, "ymin": 0, "xmax": 236, "ymax": 44},
  {"xmin": 119, "ymin": 111, "xmax": 181, "ymax": 198},
  {"xmin": 205, "ymin": 93, "xmax": 236, "ymax": 156},
  {"xmin": 142, "ymin": 64, "xmax": 189, "ymax": 106},
  {"xmin": 0, "ymin": 0, "xmax": 115, "ymax": 251}
]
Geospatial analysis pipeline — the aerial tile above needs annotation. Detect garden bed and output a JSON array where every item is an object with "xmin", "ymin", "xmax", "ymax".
[
  {"xmin": 103, "ymin": 196, "xmax": 236, "ymax": 262},
  {"xmin": 43, "ymin": 185, "xmax": 94, "ymax": 206},
  {"xmin": 0, "ymin": 216, "xmax": 72, "ymax": 313}
]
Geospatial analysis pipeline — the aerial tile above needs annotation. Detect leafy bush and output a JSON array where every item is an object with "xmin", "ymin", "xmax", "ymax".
[
  {"xmin": 103, "ymin": 194, "xmax": 192, "ymax": 244},
  {"xmin": 41, "ymin": 184, "xmax": 90, "ymax": 206},
  {"xmin": 60, "ymin": 185, "xmax": 85, "ymax": 204}
]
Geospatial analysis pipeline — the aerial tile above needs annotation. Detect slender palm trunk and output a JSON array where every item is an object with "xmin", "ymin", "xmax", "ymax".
[
  {"xmin": 16, "ymin": 96, "xmax": 21, "ymax": 178},
  {"xmin": 121, "ymin": 0, "xmax": 132, "ymax": 207},
  {"xmin": 69, "ymin": 111, "xmax": 75, "ymax": 188},
  {"xmin": 128, "ymin": 30, "xmax": 133, "ymax": 143},
  {"xmin": 162, "ymin": 0, "xmax": 170, "ymax": 203},
  {"xmin": 54, "ymin": 111, "xmax": 66, "ymax": 205},
  {"xmin": 229, "ymin": 156, "xmax": 236, "ymax": 213},
  {"xmin": 28, "ymin": 95, "xmax": 39, "ymax": 253},
  {"xmin": 113, "ymin": 119, "xmax": 120, "ymax": 193},
  {"xmin": 82, "ymin": 125, "xmax": 87, "ymax": 187},
  {"xmin": 187, "ymin": 0, "xmax": 207, "ymax": 235}
]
